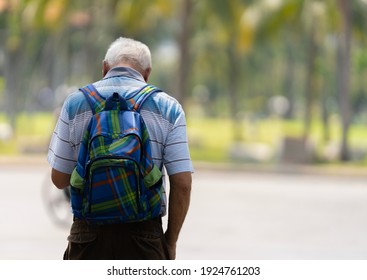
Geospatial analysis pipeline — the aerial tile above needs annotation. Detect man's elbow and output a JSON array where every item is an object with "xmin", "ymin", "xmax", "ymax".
[
  {"xmin": 169, "ymin": 172, "xmax": 192, "ymax": 194},
  {"xmin": 51, "ymin": 169, "xmax": 71, "ymax": 189},
  {"xmin": 180, "ymin": 180, "xmax": 192, "ymax": 195},
  {"xmin": 52, "ymin": 180, "xmax": 67, "ymax": 190}
]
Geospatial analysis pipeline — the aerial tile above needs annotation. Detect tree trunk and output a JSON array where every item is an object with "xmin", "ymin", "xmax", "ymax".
[
  {"xmin": 284, "ymin": 41, "xmax": 295, "ymax": 119},
  {"xmin": 177, "ymin": 0, "xmax": 192, "ymax": 109},
  {"xmin": 4, "ymin": 45, "xmax": 22, "ymax": 128},
  {"xmin": 337, "ymin": 0, "xmax": 351, "ymax": 161},
  {"xmin": 228, "ymin": 45, "xmax": 242, "ymax": 142},
  {"xmin": 303, "ymin": 24, "xmax": 317, "ymax": 141},
  {"xmin": 320, "ymin": 81, "xmax": 330, "ymax": 143}
]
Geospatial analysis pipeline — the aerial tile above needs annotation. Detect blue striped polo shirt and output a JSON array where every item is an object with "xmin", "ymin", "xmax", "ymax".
[{"xmin": 47, "ymin": 67, "xmax": 194, "ymax": 215}]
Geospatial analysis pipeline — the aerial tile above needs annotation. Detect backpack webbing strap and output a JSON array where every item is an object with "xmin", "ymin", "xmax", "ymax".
[
  {"xmin": 80, "ymin": 84, "xmax": 162, "ymax": 113},
  {"xmin": 130, "ymin": 85, "xmax": 162, "ymax": 112},
  {"xmin": 79, "ymin": 84, "xmax": 105, "ymax": 114}
]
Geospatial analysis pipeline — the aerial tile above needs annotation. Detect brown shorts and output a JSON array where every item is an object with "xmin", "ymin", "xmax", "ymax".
[{"xmin": 63, "ymin": 217, "xmax": 170, "ymax": 260}]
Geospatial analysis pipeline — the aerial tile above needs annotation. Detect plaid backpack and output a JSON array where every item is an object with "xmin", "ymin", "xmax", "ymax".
[{"xmin": 69, "ymin": 84, "xmax": 163, "ymax": 224}]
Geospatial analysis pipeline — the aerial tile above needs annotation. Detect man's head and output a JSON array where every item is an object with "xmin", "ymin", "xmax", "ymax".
[{"xmin": 103, "ymin": 37, "xmax": 152, "ymax": 81}]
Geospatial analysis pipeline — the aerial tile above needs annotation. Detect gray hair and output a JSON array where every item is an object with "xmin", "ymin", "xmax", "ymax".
[{"xmin": 104, "ymin": 37, "xmax": 152, "ymax": 71}]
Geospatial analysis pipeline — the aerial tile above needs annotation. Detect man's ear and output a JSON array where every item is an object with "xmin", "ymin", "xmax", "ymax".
[
  {"xmin": 143, "ymin": 67, "xmax": 152, "ymax": 82},
  {"xmin": 102, "ymin": 60, "xmax": 110, "ymax": 77}
]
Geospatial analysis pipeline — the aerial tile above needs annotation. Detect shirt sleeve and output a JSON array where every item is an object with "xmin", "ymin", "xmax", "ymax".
[
  {"xmin": 163, "ymin": 105, "xmax": 194, "ymax": 176},
  {"xmin": 47, "ymin": 98, "xmax": 77, "ymax": 174}
]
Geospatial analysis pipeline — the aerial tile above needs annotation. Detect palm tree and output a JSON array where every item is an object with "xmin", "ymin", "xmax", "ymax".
[
  {"xmin": 176, "ymin": 0, "xmax": 192, "ymax": 108},
  {"xmin": 192, "ymin": 0, "xmax": 258, "ymax": 141},
  {"xmin": 256, "ymin": 0, "xmax": 306, "ymax": 120}
]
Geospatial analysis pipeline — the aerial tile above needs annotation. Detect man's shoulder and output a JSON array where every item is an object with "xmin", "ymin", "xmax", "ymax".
[
  {"xmin": 62, "ymin": 88, "xmax": 90, "ymax": 119},
  {"xmin": 63, "ymin": 78, "xmax": 185, "ymax": 123},
  {"xmin": 143, "ymin": 89, "xmax": 185, "ymax": 123}
]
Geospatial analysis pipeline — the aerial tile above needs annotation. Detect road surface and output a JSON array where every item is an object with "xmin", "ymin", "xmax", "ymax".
[{"xmin": 1, "ymin": 159, "xmax": 367, "ymax": 260}]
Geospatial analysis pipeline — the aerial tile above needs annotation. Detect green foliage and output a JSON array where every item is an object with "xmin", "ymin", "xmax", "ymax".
[
  {"xmin": 1, "ymin": 0, "xmax": 367, "ymax": 163},
  {"xmin": 15, "ymin": 112, "xmax": 55, "ymax": 136}
]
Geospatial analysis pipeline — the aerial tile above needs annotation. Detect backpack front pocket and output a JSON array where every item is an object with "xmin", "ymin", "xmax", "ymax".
[{"xmin": 85, "ymin": 158, "xmax": 145, "ymax": 223}]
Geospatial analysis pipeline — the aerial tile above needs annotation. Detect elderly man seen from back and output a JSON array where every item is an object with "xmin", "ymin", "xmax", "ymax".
[{"xmin": 47, "ymin": 37, "xmax": 193, "ymax": 260}]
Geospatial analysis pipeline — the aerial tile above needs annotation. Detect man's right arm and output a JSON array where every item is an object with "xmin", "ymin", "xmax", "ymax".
[{"xmin": 165, "ymin": 171, "xmax": 192, "ymax": 260}]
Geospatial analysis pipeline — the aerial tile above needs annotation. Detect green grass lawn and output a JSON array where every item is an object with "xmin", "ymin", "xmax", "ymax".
[
  {"xmin": 187, "ymin": 116, "xmax": 367, "ymax": 164},
  {"xmin": 0, "ymin": 113, "xmax": 55, "ymax": 155},
  {"xmin": 1, "ymin": 112, "xmax": 367, "ymax": 165}
]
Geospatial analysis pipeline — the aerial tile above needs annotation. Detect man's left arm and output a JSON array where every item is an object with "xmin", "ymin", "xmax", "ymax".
[{"xmin": 51, "ymin": 168, "xmax": 71, "ymax": 189}]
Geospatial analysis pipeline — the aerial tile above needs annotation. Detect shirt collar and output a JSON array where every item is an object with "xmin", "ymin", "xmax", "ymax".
[{"xmin": 104, "ymin": 66, "xmax": 145, "ymax": 82}]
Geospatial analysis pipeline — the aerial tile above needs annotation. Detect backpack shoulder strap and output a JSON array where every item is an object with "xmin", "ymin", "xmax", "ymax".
[
  {"xmin": 79, "ymin": 84, "xmax": 105, "ymax": 114},
  {"xmin": 80, "ymin": 83, "xmax": 161, "ymax": 114},
  {"xmin": 129, "ymin": 84, "xmax": 162, "ymax": 112}
]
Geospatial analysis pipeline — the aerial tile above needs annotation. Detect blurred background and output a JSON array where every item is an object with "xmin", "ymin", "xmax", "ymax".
[
  {"xmin": 1, "ymin": 0, "xmax": 367, "ymax": 260},
  {"xmin": 2, "ymin": 0, "xmax": 367, "ymax": 165}
]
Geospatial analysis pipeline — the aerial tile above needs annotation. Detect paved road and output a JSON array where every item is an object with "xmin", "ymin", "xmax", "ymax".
[{"xmin": 1, "ymin": 160, "xmax": 367, "ymax": 260}]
